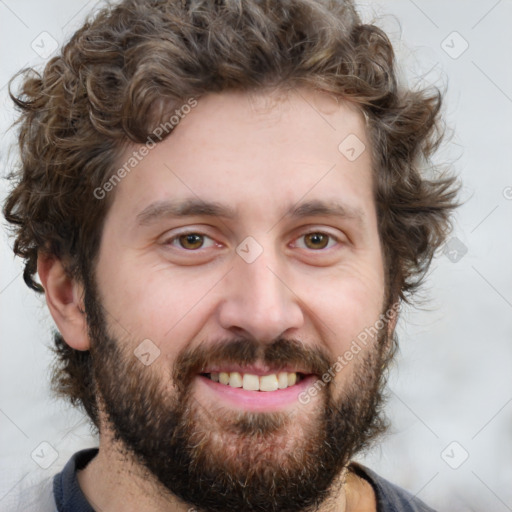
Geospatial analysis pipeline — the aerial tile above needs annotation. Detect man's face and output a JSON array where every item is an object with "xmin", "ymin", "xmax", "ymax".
[{"xmin": 86, "ymin": 88, "xmax": 392, "ymax": 511}]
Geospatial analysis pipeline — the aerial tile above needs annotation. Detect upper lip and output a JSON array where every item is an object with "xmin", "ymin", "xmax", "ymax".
[{"xmin": 200, "ymin": 364, "xmax": 312, "ymax": 377}]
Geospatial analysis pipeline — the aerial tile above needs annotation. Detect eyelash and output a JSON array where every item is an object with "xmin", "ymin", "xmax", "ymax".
[{"xmin": 164, "ymin": 231, "xmax": 341, "ymax": 252}]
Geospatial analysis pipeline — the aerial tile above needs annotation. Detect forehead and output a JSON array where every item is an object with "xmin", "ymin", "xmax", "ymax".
[{"xmin": 106, "ymin": 88, "xmax": 375, "ymax": 228}]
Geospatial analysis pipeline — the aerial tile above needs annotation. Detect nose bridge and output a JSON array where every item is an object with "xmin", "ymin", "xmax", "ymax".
[
  {"xmin": 243, "ymin": 254, "xmax": 284, "ymax": 313},
  {"xmin": 218, "ymin": 242, "xmax": 303, "ymax": 341}
]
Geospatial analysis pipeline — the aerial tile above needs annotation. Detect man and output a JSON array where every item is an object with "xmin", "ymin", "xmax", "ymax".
[{"xmin": 3, "ymin": 0, "xmax": 459, "ymax": 510}]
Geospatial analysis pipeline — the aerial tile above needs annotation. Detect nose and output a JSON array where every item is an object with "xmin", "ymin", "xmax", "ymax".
[{"xmin": 217, "ymin": 247, "xmax": 304, "ymax": 343}]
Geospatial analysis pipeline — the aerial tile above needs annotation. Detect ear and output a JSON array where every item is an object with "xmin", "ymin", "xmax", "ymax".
[{"xmin": 37, "ymin": 253, "xmax": 90, "ymax": 351}]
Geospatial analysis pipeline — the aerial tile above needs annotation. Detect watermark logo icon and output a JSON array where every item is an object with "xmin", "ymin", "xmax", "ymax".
[
  {"xmin": 441, "ymin": 441, "xmax": 469, "ymax": 469},
  {"xmin": 442, "ymin": 237, "xmax": 468, "ymax": 263},
  {"xmin": 134, "ymin": 339, "xmax": 161, "ymax": 366},
  {"xmin": 236, "ymin": 236, "xmax": 264, "ymax": 264},
  {"xmin": 441, "ymin": 32, "xmax": 469, "ymax": 59},
  {"xmin": 338, "ymin": 134, "xmax": 366, "ymax": 162},
  {"xmin": 31, "ymin": 441, "xmax": 58, "ymax": 469},
  {"xmin": 31, "ymin": 32, "xmax": 58, "ymax": 59}
]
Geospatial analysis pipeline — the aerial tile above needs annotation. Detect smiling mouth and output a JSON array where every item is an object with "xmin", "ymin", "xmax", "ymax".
[{"xmin": 200, "ymin": 371, "xmax": 308, "ymax": 392}]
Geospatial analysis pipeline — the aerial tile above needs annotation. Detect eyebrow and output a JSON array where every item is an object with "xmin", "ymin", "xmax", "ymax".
[
  {"xmin": 289, "ymin": 200, "xmax": 364, "ymax": 224},
  {"xmin": 136, "ymin": 199, "xmax": 238, "ymax": 226},
  {"xmin": 135, "ymin": 198, "xmax": 365, "ymax": 226}
]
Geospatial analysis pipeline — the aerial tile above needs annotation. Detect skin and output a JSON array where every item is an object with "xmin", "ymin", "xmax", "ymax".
[{"xmin": 38, "ymin": 87, "xmax": 395, "ymax": 511}]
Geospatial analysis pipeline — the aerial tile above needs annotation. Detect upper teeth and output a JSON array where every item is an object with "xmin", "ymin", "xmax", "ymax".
[{"xmin": 208, "ymin": 371, "xmax": 298, "ymax": 391}]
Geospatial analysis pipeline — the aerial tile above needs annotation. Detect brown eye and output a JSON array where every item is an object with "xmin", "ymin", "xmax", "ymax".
[
  {"xmin": 303, "ymin": 233, "xmax": 330, "ymax": 250},
  {"xmin": 178, "ymin": 233, "xmax": 205, "ymax": 250}
]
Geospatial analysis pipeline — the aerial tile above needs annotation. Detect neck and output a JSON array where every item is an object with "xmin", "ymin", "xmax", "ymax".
[{"xmin": 77, "ymin": 432, "xmax": 184, "ymax": 512}]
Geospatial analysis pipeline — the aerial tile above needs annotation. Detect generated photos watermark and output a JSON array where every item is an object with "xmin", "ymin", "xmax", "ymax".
[
  {"xmin": 298, "ymin": 301, "xmax": 400, "ymax": 405},
  {"xmin": 93, "ymin": 97, "xmax": 198, "ymax": 200}
]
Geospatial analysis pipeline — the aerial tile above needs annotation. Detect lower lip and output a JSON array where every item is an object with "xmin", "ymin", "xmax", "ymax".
[{"xmin": 196, "ymin": 374, "xmax": 318, "ymax": 412}]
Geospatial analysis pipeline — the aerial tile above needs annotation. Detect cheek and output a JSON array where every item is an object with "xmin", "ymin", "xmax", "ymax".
[
  {"xmin": 96, "ymin": 253, "xmax": 221, "ymax": 349},
  {"xmin": 304, "ymin": 261, "xmax": 385, "ymax": 345}
]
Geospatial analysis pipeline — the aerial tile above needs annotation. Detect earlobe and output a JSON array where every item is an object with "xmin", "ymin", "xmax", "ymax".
[{"xmin": 37, "ymin": 253, "xmax": 90, "ymax": 351}]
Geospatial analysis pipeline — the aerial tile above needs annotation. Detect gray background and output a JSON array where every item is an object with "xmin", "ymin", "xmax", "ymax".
[{"xmin": 1, "ymin": 1, "xmax": 511, "ymax": 511}]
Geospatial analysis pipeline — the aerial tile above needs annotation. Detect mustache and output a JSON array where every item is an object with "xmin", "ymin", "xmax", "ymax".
[{"xmin": 172, "ymin": 337, "xmax": 333, "ymax": 389}]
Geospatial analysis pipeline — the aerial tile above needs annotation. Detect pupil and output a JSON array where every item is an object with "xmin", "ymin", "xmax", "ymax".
[
  {"xmin": 180, "ymin": 234, "xmax": 203, "ymax": 249},
  {"xmin": 306, "ymin": 233, "xmax": 328, "ymax": 249}
]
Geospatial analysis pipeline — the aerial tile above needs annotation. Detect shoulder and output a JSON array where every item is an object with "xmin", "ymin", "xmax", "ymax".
[{"xmin": 349, "ymin": 463, "xmax": 438, "ymax": 512}]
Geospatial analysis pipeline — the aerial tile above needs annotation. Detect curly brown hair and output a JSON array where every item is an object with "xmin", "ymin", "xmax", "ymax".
[{"xmin": 3, "ymin": 0, "xmax": 459, "ymax": 426}]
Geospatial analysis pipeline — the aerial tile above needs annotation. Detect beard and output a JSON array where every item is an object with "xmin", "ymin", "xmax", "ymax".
[{"xmin": 83, "ymin": 275, "xmax": 391, "ymax": 512}]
